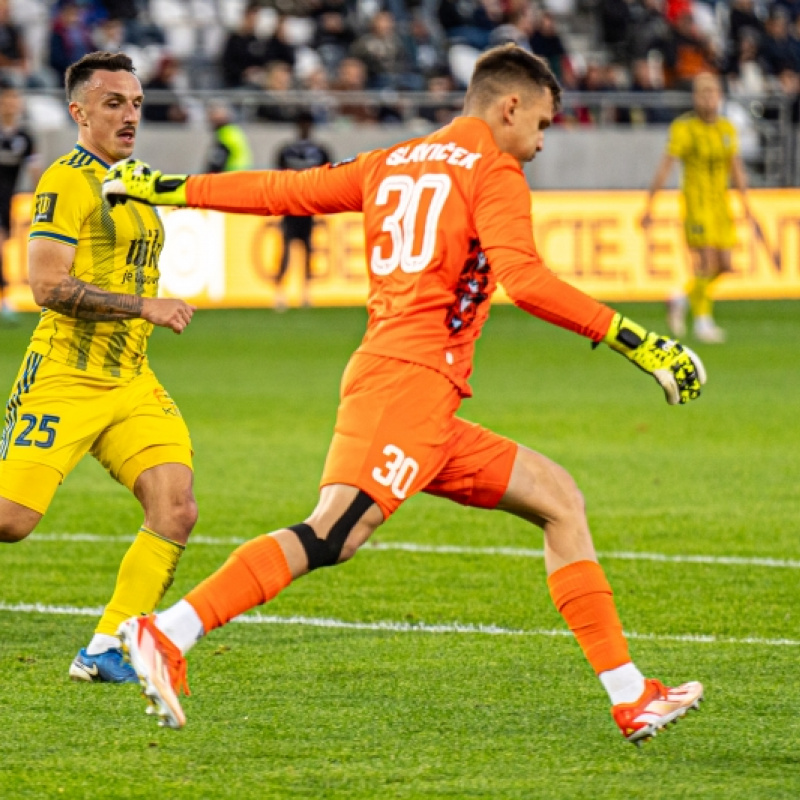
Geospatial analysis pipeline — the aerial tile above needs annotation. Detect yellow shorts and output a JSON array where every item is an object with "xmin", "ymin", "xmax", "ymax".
[
  {"xmin": 0, "ymin": 352, "xmax": 192, "ymax": 514},
  {"xmin": 683, "ymin": 194, "xmax": 737, "ymax": 250}
]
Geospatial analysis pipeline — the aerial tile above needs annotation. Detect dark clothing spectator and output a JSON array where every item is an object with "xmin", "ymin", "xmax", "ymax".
[
  {"xmin": 530, "ymin": 13, "xmax": 570, "ymax": 85},
  {"xmin": 627, "ymin": 0, "xmax": 673, "ymax": 61},
  {"xmin": 350, "ymin": 11, "xmax": 412, "ymax": 89},
  {"xmin": 220, "ymin": 3, "xmax": 267, "ymax": 88},
  {"xmin": 143, "ymin": 57, "xmax": 189, "ymax": 124},
  {"xmin": 404, "ymin": 13, "xmax": 448, "ymax": 82},
  {"xmin": 0, "ymin": 15, "xmax": 25, "ymax": 71},
  {"xmin": 49, "ymin": 4, "xmax": 95, "ymax": 82},
  {"xmin": 729, "ymin": 0, "xmax": 764, "ymax": 52},
  {"xmin": 438, "ymin": 0, "xmax": 500, "ymax": 50},
  {"xmin": 256, "ymin": 61, "xmax": 298, "ymax": 123},
  {"xmin": 759, "ymin": 11, "xmax": 795, "ymax": 75},
  {"xmin": 263, "ymin": 16, "xmax": 296, "ymax": 70},
  {"xmin": 221, "ymin": 31, "xmax": 266, "ymax": 88},
  {"xmin": 311, "ymin": 0, "xmax": 356, "ymax": 72},
  {"xmin": 599, "ymin": 0, "xmax": 633, "ymax": 61}
]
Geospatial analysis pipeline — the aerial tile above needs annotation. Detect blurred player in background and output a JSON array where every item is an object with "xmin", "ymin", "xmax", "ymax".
[
  {"xmin": 106, "ymin": 45, "xmax": 705, "ymax": 743},
  {"xmin": 642, "ymin": 72, "xmax": 753, "ymax": 344},
  {"xmin": 0, "ymin": 84, "xmax": 38, "ymax": 323},
  {"xmin": 0, "ymin": 52, "xmax": 197, "ymax": 683},
  {"xmin": 273, "ymin": 111, "xmax": 331, "ymax": 311},
  {"xmin": 204, "ymin": 100, "xmax": 252, "ymax": 174}
]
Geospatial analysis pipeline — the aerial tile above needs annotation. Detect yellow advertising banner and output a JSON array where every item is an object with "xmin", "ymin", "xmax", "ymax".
[{"xmin": 5, "ymin": 189, "xmax": 800, "ymax": 310}]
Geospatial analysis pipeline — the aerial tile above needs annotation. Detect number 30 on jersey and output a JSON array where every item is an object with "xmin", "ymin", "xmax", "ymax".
[
  {"xmin": 372, "ymin": 444, "xmax": 419, "ymax": 499},
  {"xmin": 370, "ymin": 175, "xmax": 451, "ymax": 276}
]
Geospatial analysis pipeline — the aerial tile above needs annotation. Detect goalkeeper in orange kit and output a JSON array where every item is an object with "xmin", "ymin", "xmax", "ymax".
[{"xmin": 104, "ymin": 44, "xmax": 706, "ymax": 744}]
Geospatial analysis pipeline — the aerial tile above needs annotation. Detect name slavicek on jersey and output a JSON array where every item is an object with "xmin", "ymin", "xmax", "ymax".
[{"xmin": 386, "ymin": 142, "xmax": 482, "ymax": 169}]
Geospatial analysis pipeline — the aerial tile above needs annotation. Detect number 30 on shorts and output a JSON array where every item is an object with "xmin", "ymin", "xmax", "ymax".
[
  {"xmin": 372, "ymin": 444, "xmax": 419, "ymax": 499},
  {"xmin": 13, "ymin": 413, "xmax": 61, "ymax": 449}
]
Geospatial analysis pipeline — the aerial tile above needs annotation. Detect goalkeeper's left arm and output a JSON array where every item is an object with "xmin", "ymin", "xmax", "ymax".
[{"xmin": 102, "ymin": 156, "xmax": 365, "ymax": 216}]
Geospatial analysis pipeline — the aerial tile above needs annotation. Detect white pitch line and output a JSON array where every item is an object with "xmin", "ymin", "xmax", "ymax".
[
  {"xmin": 27, "ymin": 532, "xmax": 800, "ymax": 570},
  {"xmin": 0, "ymin": 601, "xmax": 797, "ymax": 648}
]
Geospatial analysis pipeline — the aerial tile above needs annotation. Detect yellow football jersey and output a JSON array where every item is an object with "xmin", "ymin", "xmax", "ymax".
[
  {"xmin": 667, "ymin": 113, "xmax": 738, "ymax": 217},
  {"xmin": 28, "ymin": 144, "xmax": 164, "ymax": 379}
]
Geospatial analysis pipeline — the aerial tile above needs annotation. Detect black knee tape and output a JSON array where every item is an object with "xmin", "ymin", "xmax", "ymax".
[{"xmin": 289, "ymin": 490, "xmax": 376, "ymax": 571}]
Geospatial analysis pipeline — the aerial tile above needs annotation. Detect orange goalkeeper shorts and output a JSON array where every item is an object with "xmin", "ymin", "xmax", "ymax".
[{"xmin": 320, "ymin": 352, "xmax": 518, "ymax": 518}]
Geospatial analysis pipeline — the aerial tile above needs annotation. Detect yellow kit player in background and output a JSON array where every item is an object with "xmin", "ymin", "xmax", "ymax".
[
  {"xmin": 642, "ymin": 72, "xmax": 753, "ymax": 344},
  {"xmin": 0, "ymin": 52, "xmax": 197, "ymax": 683}
]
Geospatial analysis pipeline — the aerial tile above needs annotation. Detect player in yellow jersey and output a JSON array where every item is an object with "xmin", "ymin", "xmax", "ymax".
[
  {"xmin": 642, "ymin": 72, "xmax": 753, "ymax": 343},
  {"xmin": 0, "ymin": 52, "xmax": 197, "ymax": 683}
]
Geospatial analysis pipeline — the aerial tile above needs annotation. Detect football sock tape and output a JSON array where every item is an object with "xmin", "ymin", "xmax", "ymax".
[{"xmin": 289, "ymin": 490, "xmax": 376, "ymax": 571}]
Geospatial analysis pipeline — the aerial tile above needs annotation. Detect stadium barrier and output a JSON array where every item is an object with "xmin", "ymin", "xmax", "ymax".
[{"xmin": 5, "ymin": 189, "xmax": 800, "ymax": 310}]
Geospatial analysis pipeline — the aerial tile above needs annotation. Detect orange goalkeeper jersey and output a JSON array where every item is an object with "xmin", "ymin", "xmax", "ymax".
[{"xmin": 187, "ymin": 116, "xmax": 614, "ymax": 396}]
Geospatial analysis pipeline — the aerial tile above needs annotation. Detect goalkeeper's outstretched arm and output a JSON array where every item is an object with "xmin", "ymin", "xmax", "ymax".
[{"xmin": 102, "ymin": 157, "xmax": 364, "ymax": 216}]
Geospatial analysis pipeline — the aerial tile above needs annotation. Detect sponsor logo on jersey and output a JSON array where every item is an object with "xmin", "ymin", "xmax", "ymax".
[{"xmin": 33, "ymin": 192, "xmax": 57, "ymax": 223}]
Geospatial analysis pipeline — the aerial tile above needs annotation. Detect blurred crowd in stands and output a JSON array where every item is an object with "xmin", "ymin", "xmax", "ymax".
[{"xmin": 0, "ymin": 0, "xmax": 798, "ymax": 128}]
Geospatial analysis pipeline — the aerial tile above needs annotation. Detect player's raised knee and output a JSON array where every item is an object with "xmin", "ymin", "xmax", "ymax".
[{"xmin": 0, "ymin": 516, "xmax": 37, "ymax": 543}]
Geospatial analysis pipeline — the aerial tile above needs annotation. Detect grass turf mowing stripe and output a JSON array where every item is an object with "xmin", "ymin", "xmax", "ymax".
[
  {"xmin": 29, "ymin": 532, "xmax": 800, "ymax": 570},
  {"xmin": 1, "ymin": 601, "xmax": 798, "ymax": 647}
]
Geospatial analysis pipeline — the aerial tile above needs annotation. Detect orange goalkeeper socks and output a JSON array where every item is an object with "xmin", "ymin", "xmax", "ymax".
[
  {"xmin": 185, "ymin": 535, "xmax": 292, "ymax": 634},
  {"xmin": 547, "ymin": 560, "xmax": 631, "ymax": 675}
]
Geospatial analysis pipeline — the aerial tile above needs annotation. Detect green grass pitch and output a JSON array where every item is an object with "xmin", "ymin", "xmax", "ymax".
[{"xmin": 1, "ymin": 301, "xmax": 799, "ymax": 799}]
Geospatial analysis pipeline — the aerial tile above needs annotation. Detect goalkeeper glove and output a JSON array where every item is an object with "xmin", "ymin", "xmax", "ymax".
[
  {"xmin": 102, "ymin": 158, "xmax": 188, "ymax": 208},
  {"xmin": 600, "ymin": 313, "xmax": 706, "ymax": 405}
]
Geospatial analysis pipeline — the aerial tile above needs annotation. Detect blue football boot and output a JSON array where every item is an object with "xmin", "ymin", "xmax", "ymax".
[{"xmin": 69, "ymin": 647, "xmax": 138, "ymax": 683}]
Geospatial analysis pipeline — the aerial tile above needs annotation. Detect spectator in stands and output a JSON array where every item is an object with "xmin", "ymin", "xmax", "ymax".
[
  {"xmin": 627, "ymin": 0, "xmax": 673, "ymax": 63},
  {"xmin": 572, "ymin": 62, "xmax": 616, "ymax": 124},
  {"xmin": 759, "ymin": 6, "xmax": 795, "ymax": 76},
  {"xmin": 330, "ymin": 55, "xmax": 378, "ymax": 123},
  {"xmin": 665, "ymin": 10, "xmax": 720, "ymax": 89},
  {"xmin": 299, "ymin": 66, "xmax": 336, "ymax": 123},
  {"xmin": 530, "ymin": 10, "xmax": 573, "ymax": 86},
  {"xmin": 405, "ymin": 12, "xmax": 449, "ymax": 84},
  {"xmin": 143, "ymin": 55, "xmax": 189, "ymax": 124},
  {"xmin": 204, "ymin": 101, "xmax": 253, "ymax": 173},
  {"xmin": 725, "ymin": 29, "xmax": 768, "ymax": 96},
  {"xmin": 790, "ymin": 13, "xmax": 800, "ymax": 72},
  {"xmin": 438, "ymin": 0, "xmax": 502, "ymax": 50},
  {"xmin": 263, "ymin": 15, "xmax": 296, "ymax": 71},
  {"xmin": 350, "ymin": 10, "xmax": 413, "ymax": 89},
  {"xmin": 728, "ymin": 0, "xmax": 764, "ymax": 54},
  {"xmin": 489, "ymin": 3, "xmax": 536, "ymax": 51},
  {"xmin": 310, "ymin": 0, "xmax": 356, "ymax": 73},
  {"xmin": 93, "ymin": 1, "xmax": 163, "ymax": 47},
  {"xmin": 49, "ymin": 2, "xmax": 95, "ymax": 83},
  {"xmin": 220, "ymin": 1, "xmax": 267, "ymax": 89},
  {"xmin": 93, "ymin": 17, "xmax": 125, "ymax": 53},
  {"xmin": 256, "ymin": 61, "xmax": 298, "ymax": 123},
  {"xmin": 599, "ymin": 0, "xmax": 633, "ymax": 63},
  {"xmin": 664, "ymin": 0, "xmax": 691, "ymax": 24},
  {"xmin": 416, "ymin": 69, "xmax": 460, "ymax": 125},
  {"xmin": 618, "ymin": 58, "xmax": 673, "ymax": 124},
  {"xmin": 0, "ymin": 0, "xmax": 30, "ymax": 88},
  {"xmin": 776, "ymin": 67, "xmax": 800, "ymax": 123}
]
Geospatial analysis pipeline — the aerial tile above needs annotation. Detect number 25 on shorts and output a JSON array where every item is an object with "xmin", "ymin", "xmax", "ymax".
[
  {"xmin": 13, "ymin": 414, "xmax": 61, "ymax": 449},
  {"xmin": 372, "ymin": 445, "xmax": 419, "ymax": 499}
]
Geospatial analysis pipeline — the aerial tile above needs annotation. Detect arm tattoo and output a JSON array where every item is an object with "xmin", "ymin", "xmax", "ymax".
[{"xmin": 44, "ymin": 276, "xmax": 144, "ymax": 322}]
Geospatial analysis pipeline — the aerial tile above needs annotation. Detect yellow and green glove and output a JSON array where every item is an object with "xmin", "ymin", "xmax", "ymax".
[
  {"xmin": 600, "ymin": 313, "xmax": 706, "ymax": 405},
  {"xmin": 102, "ymin": 158, "xmax": 189, "ymax": 208}
]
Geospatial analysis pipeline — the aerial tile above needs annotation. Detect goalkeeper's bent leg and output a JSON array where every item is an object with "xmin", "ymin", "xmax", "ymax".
[{"xmin": 496, "ymin": 446, "xmax": 644, "ymax": 700}]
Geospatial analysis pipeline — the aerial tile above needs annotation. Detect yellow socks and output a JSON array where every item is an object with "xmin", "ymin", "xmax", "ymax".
[
  {"xmin": 687, "ymin": 276, "xmax": 714, "ymax": 319},
  {"xmin": 94, "ymin": 526, "xmax": 184, "ymax": 636}
]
